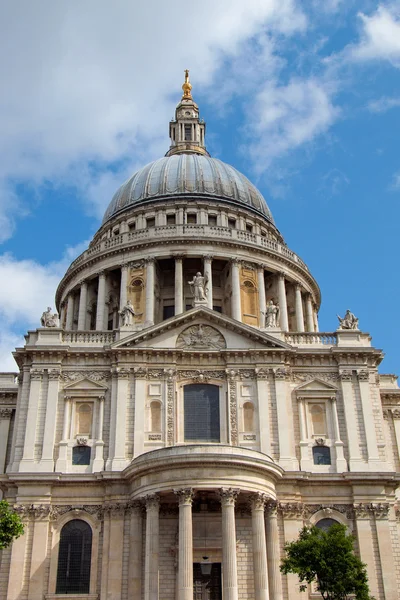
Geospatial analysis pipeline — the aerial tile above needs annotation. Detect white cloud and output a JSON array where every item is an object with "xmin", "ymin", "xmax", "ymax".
[
  {"xmin": 368, "ymin": 96, "xmax": 400, "ymax": 112},
  {"xmin": 246, "ymin": 78, "xmax": 338, "ymax": 170},
  {"xmin": 0, "ymin": 0, "xmax": 306, "ymax": 230},
  {"xmin": 391, "ymin": 172, "xmax": 400, "ymax": 189},
  {"xmin": 350, "ymin": 5, "xmax": 400, "ymax": 66}
]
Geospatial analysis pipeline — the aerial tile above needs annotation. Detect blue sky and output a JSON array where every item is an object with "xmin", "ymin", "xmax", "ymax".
[{"xmin": 0, "ymin": 1, "xmax": 399, "ymax": 373}]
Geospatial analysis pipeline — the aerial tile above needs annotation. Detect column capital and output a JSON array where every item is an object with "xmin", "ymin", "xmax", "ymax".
[
  {"xmin": 203, "ymin": 254, "xmax": 213, "ymax": 262},
  {"xmin": 230, "ymin": 258, "xmax": 241, "ymax": 266},
  {"xmin": 79, "ymin": 279, "xmax": 88, "ymax": 288},
  {"xmin": 144, "ymin": 493, "xmax": 160, "ymax": 510},
  {"xmin": 126, "ymin": 500, "xmax": 144, "ymax": 516},
  {"xmin": 172, "ymin": 254, "xmax": 185, "ymax": 262},
  {"xmin": 273, "ymin": 367, "xmax": 291, "ymax": 381},
  {"xmin": 264, "ymin": 499, "xmax": 278, "ymax": 516},
  {"xmin": 249, "ymin": 492, "xmax": 268, "ymax": 511},
  {"xmin": 98, "ymin": 395, "xmax": 106, "ymax": 402},
  {"xmin": 357, "ymin": 369, "xmax": 370, "ymax": 381},
  {"xmin": 277, "ymin": 271, "xmax": 286, "ymax": 279},
  {"xmin": 219, "ymin": 487, "xmax": 240, "ymax": 506},
  {"xmin": 145, "ymin": 256, "xmax": 156, "ymax": 265},
  {"xmin": 294, "ymin": 282, "xmax": 302, "ymax": 292},
  {"xmin": 48, "ymin": 369, "xmax": 61, "ymax": 381},
  {"xmin": 174, "ymin": 488, "xmax": 195, "ymax": 506},
  {"xmin": 0, "ymin": 408, "xmax": 13, "ymax": 420},
  {"xmin": 30, "ymin": 368, "xmax": 44, "ymax": 380},
  {"xmin": 120, "ymin": 262, "xmax": 129, "ymax": 271},
  {"xmin": 339, "ymin": 370, "xmax": 352, "ymax": 382},
  {"xmin": 96, "ymin": 270, "xmax": 106, "ymax": 278}
]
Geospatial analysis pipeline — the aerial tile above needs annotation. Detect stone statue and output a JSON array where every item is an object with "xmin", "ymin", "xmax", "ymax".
[
  {"xmin": 40, "ymin": 307, "xmax": 59, "ymax": 328},
  {"xmin": 264, "ymin": 299, "xmax": 280, "ymax": 328},
  {"xmin": 188, "ymin": 272, "xmax": 207, "ymax": 302},
  {"xmin": 337, "ymin": 309, "xmax": 359, "ymax": 330},
  {"xmin": 119, "ymin": 300, "xmax": 135, "ymax": 327}
]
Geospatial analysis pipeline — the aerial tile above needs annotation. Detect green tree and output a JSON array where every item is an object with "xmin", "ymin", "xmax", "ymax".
[
  {"xmin": 0, "ymin": 500, "xmax": 24, "ymax": 550},
  {"xmin": 280, "ymin": 523, "xmax": 373, "ymax": 600}
]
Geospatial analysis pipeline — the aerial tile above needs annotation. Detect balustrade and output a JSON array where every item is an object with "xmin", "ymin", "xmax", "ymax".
[{"xmin": 284, "ymin": 332, "xmax": 337, "ymax": 346}]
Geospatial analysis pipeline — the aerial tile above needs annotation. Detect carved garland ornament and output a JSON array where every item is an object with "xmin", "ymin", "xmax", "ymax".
[
  {"xmin": 176, "ymin": 324, "xmax": 226, "ymax": 350},
  {"xmin": 166, "ymin": 369, "xmax": 175, "ymax": 446},
  {"xmin": 61, "ymin": 371, "xmax": 110, "ymax": 382},
  {"xmin": 226, "ymin": 370, "xmax": 238, "ymax": 446}
]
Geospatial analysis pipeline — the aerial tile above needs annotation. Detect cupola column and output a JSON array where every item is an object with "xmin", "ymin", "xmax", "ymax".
[
  {"xmin": 231, "ymin": 259, "xmax": 241, "ymax": 321},
  {"xmin": 305, "ymin": 294, "xmax": 315, "ymax": 332},
  {"xmin": 77, "ymin": 281, "xmax": 88, "ymax": 330},
  {"xmin": 65, "ymin": 294, "xmax": 74, "ymax": 330},
  {"xmin": 314, "ymin": 307, "xmax": 319, "ymax": 332},
  {"xmin": 95, "ymin": 271, "xmax": 107, "ymax": 330},
  {"xmin": 175, "ymin": 488, "xmax": 194, "ymax": 600},
  {"xmin": 295, "ymin": 284, "xmax": 305, "ymax": 332},
  {"xmin": 265, "ymin": 503, "xmax": 283, "ymax": 600},
  {"xmin": 277, "ymin": 273, "xmax": 289, "ymax": 331},
  {"xmin": 203, "ymin": 255, "xmax": 213, "ymax": 309},
  {"xmin": 0, "ymin": 409, "xmax": 12, "ymax": 474},
  {"xmin": 220, "ymin": 488, "xmax": 239, "ymax": 600},
  {"xmin": 174, "ymin": 256, "xmax": 184, "ymax": 315},
  {"xmin": 257, "ymin": 267, "xmax": 266, "ymax": 326},
  {"xmin": 120, "ymin": 264, "xmax": 129, "ymax": 311},
  {"xmin": 145, "ymin": 258, "xmax": 155, "ymax": 324}
]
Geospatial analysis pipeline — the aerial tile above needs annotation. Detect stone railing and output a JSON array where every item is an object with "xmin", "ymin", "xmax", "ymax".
[
  {"xmin": 62, "ymin": 331, "xmax": 116, "ymax": 344},
  {"xmin": 66, "ymin": 225, "xmax": 309, "ymax": 274},
  {"xmin": 285, "ymin": 332, "xmax": 337, "ymax": 346}
]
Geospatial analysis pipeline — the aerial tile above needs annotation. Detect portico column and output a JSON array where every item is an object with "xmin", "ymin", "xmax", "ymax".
[
  {"xmin": 77, "ymin": 281, "xmax": 88, "ymax": 330},
  {"xmin": 60, "ymin": 303, "xmax": 66, "ymax": 328},
  {"xmin": 295, "ymin": 284, "xmax": 305, "ymax": 332},
  {"xmin": 175, "ymin": 488, "xmax": 194, "ymax": 600},
  {"xmin": 95, "ymin": 271, "xmax": 106, "ymax": 330},
  {"xmin": 20, "ymin": 369, "xmax": 43, "ymax": 468},
  {"xmin": 203, "ymin": 255, "xmax": 213, "ymax": 309},
  {"xmin": 128, "ymin": 502, "xmax": 143, "ymax": 599},
  {"xmin": 144, "ymin": 494, "xmax": 160, "ymax": 600},
  {"xmin": 65, "ymin": 294, "xmax": 74, "ymax": 330},
  {"xmin": 40, "ymin": 369, "xmax": 60, "ymax": 469},
  {"xmin": 145, "ymin": 258, "xmax": 155, "ymax": 324},
  {"xmin": 330, "ymin": 396, "xmax": 347, "ymax": 471},
  {"xmin": 305, "ymin": 294, "xmax": 314, "ymax": 332},
  {"xmin": 0, "ymin": 409, "xmax": 13, "ymax": 473},
  {"xmin": 250, "ymin": 493, "xmax": 269, "ymax": 600},
  {"xmin": 231, "ymin": 259, "xmax": 241, "ymax": 321},
  {"xmin": 257, "ymin": 267, "xmax": 266, "ymax": 327},
  {"xmin": 175, "ymin": 257, "xmax": 183, "ymax": 315},
  {"xmin": 120, "ymin": 263, "xmax": 129, "ymax": 311},
  {"xmin": 220, "ymin": 488, "xmax": 239, "ymax": 600},
  {"xmin": 277, "ymin": 273, "xmax": 288, "ymax": 331},
  {"xmin": 265, "ymin": 502, "xmax": 283, "ymax": 600}
]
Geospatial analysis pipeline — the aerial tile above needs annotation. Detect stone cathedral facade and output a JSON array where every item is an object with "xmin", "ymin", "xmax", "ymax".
[{"xmin": 0, "ymin": 72, "xmax": 400, "ymax": 600}]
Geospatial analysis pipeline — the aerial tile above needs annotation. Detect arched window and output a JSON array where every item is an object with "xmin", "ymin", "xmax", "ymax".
[
  {"xmin": 315, "ymin": 518, "xmax": 339, "ymax": 532},
  {"xmin": 150, "ymin": 401, "xmax": 161, "ymax": 432},
  {"xmin": 184, "ymin": 384, "xmax": 220, "ymax": 442},
  {"xmin": 56, "ymin": 519, "xmax": 92, "ymax": 594},
  {"xmin": 243, "ymin": 402, "xmax": 254, "ymax": 432},
  {"xmin": 310, "ymin": 404, "xmax": 326, "ymax": 435},
  {"xmin": 242, "ymin": 281, "xmax": 257, "ymax": 316},
  {"xmin": 312, "ymin": 445, "xmax": 331, "ymax": 465},
  {"xmin": 72, "ymin": 445, "xmax": 91, "ymax": 465},
  {"xmin": 76, "ymin": 403, "xmax": 93, "ymax": 436}
]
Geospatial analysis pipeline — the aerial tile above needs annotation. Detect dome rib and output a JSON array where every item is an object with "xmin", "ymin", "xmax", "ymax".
[{"xmin": 102, "ymin": 154, "xmax": 274, "ymax": 225}]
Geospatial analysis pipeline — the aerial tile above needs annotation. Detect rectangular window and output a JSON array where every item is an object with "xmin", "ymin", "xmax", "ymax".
[
  {"xmin": 184, "ymin": 384, "xmax": 220, "ymax": 442},
  {"xmin": 167, "ymin": 214, "xmax": 176, "ymax": 225},
  {"xmin": 208, "ymin": 215, "xmax": 217, "ymax": 226},
  {"xmin": 128, "ymin": 221, "xmax": 136, "ymax": 231},
  {"xmin": 187, "ymin": 213, "xmax": 197, "ymax": 224},
  {"xmin": 163, "ymin": 305, "xmax": 175, "ymax": 320},
  {"xmin": 184, "ymin": 124, "xmax": 192, "ymax": 141},
  {"xmin": 147, "ymin": 217, "xmax": 155, "ymax": 228},
  {"xmin": 228, "ymin": 218, "xmax": 236, "ymax": 229},
  {"xmin": 246, "ymin": 224, "xmax": 253, "ymax": 233}
]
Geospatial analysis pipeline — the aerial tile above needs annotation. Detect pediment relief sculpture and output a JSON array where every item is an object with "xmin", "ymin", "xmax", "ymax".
[{"xmin": 176, "ymin": 324, "xmax": 226, "ymax": 350}]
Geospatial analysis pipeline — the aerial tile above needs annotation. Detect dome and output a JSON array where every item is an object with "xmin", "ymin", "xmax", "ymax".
[{"xmin": 102, "ymin": 154, "xmax": 274, "ymax": 225}]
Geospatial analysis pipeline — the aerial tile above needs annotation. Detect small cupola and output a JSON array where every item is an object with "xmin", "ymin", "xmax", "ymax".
[{"xmin": 166, "ymin": 70, "xmax": 209, "ymax": 157}]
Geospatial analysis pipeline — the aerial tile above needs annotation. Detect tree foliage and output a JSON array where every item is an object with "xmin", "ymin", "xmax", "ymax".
[
  {"xmin": 280, "ymin": 523, "xmax": 373, "ymax": 600},
  {"xmin": 0, "ymin": 500, "xmax": 24, "ymax": 550}
]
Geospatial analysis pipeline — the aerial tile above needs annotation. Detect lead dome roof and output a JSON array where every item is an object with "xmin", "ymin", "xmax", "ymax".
[{"xmin": 102, "ymin": 154, "xmax": 275, "ymax": 225}]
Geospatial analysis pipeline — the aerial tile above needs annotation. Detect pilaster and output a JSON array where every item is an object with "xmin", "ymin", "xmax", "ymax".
[{"xmin": 0, "ymin": 408, "xmax": 12, "ymax": 473}]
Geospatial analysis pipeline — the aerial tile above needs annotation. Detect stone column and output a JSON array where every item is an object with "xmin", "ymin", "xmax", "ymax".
[
  {"xmin": 257, "ymin": 267, "xmax": 266, "ymax": 327},
  {"xmin": 330, "ymin": 396, "xmax": 347, "ymax": 471},
  {"xmin": 28, "ymin": 513, "xmax": 51, "ymax": 599},
  {"xmin": 339, "ymin": 371, "xmax": 362, "ymax": 470},
  {"xmin": 55, "ymin": 396, "xmax": 71, "ymax": 471},
  {"xmin": 357, "ymin": 370, "xmax": 380, "ymax": 467},
  {"xmin": 20, "ymin": 369, "xmax": 43, "ymax": 469},
  {"xmin": 231, "ymin": 259, "xmax": 241, "ymax": 321},
  {"xmin": 277, "ymin": 273, "xmax": 288, "ymax": 331},
  {"xmin": 256, "ymin": 371, "xmax": 271, "ymax": 455},
  {"xmin": 93, "ymin": 395, "xmax": 105, "ymax": 471},
  {"xmin": 298, "ymin": 397, "xmax": 311, "ymax": 470},
  {"xmin": 144, "ymin": 494, "xmax": 160, "ymax": 600},
  {"xmin": 7, "ymin": 520, "xmax": 30, "ymax": 599},
  {"xmin": 120, "ymin": 263, "xmax": 129, "ymax": 311},
  {"xmin": 354, "ymin": 506, "xmax": 379, "ymax": 598},
  {"xmin": 175, "ymin": 488, "xmax": 194, "ymax": 600},
  {"xmin": 203, "ymin": 255, "xmax": 213, "ymax": 309},
  {"xmin": 373, "ymin": 507, "xmax": 398, "ymax": 600},
  {"xmin": 59, "ymin": 303, "xmax": 66, "ymax": 328},
  {"xmin": 0, "ymin": 409, "xmax": 13, "ymax": 473},
  {"xmin": 174, "ymin": 256, "xmax": 184, "ymax": 315},
  {"xmin": 314, "ymin": 306, "xmax": 319, "ymax": 332},
  {"xmin": 96, "ymin": 271, "xmax": 106, "ymax": 330},
  {"xmin": 305, "ymin": 294, "xmax": 314, "ymax": 332},
  {"xmin": 220, "ymin": 488, "xmax": 239, "ymax": 600},
  {"xmin": 40, "ymin": 369, "xmax": 60, "ymax": 470},
  {"xmin": 77, "ymin": 281, "xmax": 88, "ymax": 330},
  {"xmin": 111, "ymin": 368, "xmax": 130, "ymax": 470},
  {"xmin": 145, "ymin": 258, "xmax": 155, "ymax": 324},
  {"xmin": 295, "ymin": 285, "xmax": 305, "ymax": 332},
  {"xmin": 265, "ymin": 502, "xmax": 283, "ymax": 600},
  {"xmin": 65, "ymin": 294, "xmax": 74, "ymax": 330},
  {"xmin": 106, "ymin": 505, "xmax": 125, "ymax": 597},
  {"xmin": 250, "ymin": 493, "xmax": 269, "ymax": 600},
  {"xmin": 128, "ymin": 502, "xmax": 143, "ymax": 600}
]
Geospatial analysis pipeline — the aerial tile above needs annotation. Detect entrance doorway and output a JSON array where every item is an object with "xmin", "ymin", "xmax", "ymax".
[{"xmin": 193, "ymin": 563, "xmax": 222, "ymax": 600}]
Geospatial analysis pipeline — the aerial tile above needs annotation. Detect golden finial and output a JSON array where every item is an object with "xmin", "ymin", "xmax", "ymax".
[{"xmin": 182, "ymin": 69, "xmax": 192, "ymax": 100}]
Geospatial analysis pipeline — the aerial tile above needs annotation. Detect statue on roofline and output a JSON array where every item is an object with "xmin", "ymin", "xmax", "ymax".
[
  {"xmin": 337, "ymin": 309, "xmax": 359, "ymax": 330},
  {"xmin": 119, "ymin": 299, "xmax": 135, "ymax": 327},
  {"xmin": 40, "ymin": 307, "xmax": 59, "ymax": 328}
]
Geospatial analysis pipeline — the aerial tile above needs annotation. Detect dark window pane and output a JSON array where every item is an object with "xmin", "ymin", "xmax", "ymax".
[
  {"xmin": 315, "ymin": 518, "xmax": 339, "ymax": 532},
  {"xmin": 163, "ymin": 305, "xmax": 175, "ymax": 320},
  {"xmin": 312, "ymin": 446, "xmax": 331, "ymax": 465},
  {"xmin": 185, "ymin": 124, "xmax": 192, "ymax": 141},
  {"xmin": 147, "ymin": 217, "xmax": 155, "ymax": 228},
  {"xmin": 72, "ymin": 446, "xmax": 91, "ymax": 465},
  {"xmin": 56, "ymin": 520, "xmax": 92, "ymax": 594},
  {"xmin": 213, "ymin": 306, "xmax": 222, "ymax": 313},
  {"xmin": 184, "ymin": 384, "xmax": 220, "ymax": 442}
]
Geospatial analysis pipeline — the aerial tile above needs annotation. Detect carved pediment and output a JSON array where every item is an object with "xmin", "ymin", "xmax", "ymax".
[
  {"xmin": 176, "ymin": 324, "xmax": 226, "ymax": 350},
  {"xmin": 294, "ymin": 378, "xmax": 338, "ymax": 397},
  {"xmin": 63, "ymin": 377, "xmax": 108, "ymax": 391}
]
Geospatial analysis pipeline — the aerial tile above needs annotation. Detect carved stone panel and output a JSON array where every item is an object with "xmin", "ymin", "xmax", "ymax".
[{"xmin": 176, "ymin": 324, "xmax": 226, "ymax": 350}]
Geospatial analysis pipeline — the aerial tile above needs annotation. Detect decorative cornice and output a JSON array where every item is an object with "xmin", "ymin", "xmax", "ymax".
[
  {"xmin": 353, "ymin": 503, "xmax": 390, "ymax": 519},
  {"xmin": 357, "ymin": 370, "xmax": 370, "ymax": 382},
  {"xmin": 0, "ymin": 408, "xmax": 13, "ymax": 419}
]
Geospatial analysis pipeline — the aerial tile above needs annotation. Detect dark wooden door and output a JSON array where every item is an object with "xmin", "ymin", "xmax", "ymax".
[{"xmin": 193, "ymin": 563, "xmax": 222, "ymax": 600}]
